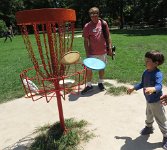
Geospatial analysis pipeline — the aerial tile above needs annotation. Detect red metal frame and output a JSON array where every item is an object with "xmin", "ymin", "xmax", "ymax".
[{"xmin": 16, "ymin": 8, "xmax": 85, "ymax": 131}]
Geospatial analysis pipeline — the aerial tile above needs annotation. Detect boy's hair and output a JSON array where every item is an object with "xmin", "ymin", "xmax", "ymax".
[
  {"xmin": 145, "ymin": 50, "xmax": 165, "ymax": 65},
  {"xmin": 89, "ymin": 7, "xmax": 99, "ymax": 14}
]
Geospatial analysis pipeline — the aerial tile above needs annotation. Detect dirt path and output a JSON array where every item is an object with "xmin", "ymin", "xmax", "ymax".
[{"xmin": 0, "ymin": 80, "xmax": 165, "ymax": 150}]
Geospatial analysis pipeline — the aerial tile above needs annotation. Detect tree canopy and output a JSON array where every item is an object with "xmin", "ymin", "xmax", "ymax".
[{"xmin": 0, "ymin": 0, "xmax": 166, "ymax": 30}]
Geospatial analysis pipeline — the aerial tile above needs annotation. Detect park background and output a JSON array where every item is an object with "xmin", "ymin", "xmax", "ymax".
[
  {"xmin": 0, "ymin": 1, "xmax": 167, "ymax": 149},
  {"xmin": 0, "ymin": 0, "xmax": 167, "ymax": 103}
]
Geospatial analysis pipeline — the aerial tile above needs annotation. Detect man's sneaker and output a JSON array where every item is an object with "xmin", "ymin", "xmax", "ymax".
[
  {"xmin": 162, "ymin": 137, "xmax": 167, "ymax": 149},
  {"xmin": 98, "ymin": 83, "xmax": 105, "ymax": 91},
  {"xmin": 81, "ymin": 86, "xmax": 93, "ymax": 95},
  {"xmin": 140, "ymin": 126, "xmax": 154, "ymax": 135}
]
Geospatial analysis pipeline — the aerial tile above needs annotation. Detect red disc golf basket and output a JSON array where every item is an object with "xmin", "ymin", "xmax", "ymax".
[{"xmin": 15, "ymin": 8, "xmax": 86, "ymax": 131}]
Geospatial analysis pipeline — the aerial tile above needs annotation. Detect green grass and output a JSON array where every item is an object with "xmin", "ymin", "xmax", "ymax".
[
  {"xmin": 104, "ymin": 28, "xmax": 167, "ymax": 84},
  {"xmin": 0, "ymin": 28, "xmax": 167, "ymax": 103},
  {"xmin": 104, "ymin": 82, "xmax": 127, "ymax": 96},
  {"xmin": 28, "ymin": 118, "xmax": 95, "ymax": 150},
  {"xmin": 0, "ymin": 35, "xmax": 32, "ymax": 103}
]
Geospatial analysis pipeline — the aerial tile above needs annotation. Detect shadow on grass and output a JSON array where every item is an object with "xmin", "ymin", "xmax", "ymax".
[
  {"xmin": 3, "ymin": 135, "xmax": 34, "ymax": 150},
  {"xmin": 111, "ymin": 28, "xmax": 167, "ymax": 36},
  {"xmin": 3, "ymin": 118, "xmax": 94, "ymax": 150}
]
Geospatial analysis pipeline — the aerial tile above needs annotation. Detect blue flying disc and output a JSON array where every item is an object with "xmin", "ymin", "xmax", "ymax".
[{"xmin": 83, "ymin": 58, "xmax": 106, "ymax": 70}]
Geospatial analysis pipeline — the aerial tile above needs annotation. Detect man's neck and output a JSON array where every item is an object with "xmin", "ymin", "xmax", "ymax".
[{"xmin": 91, "ymin": 19, "xmax": 99, "ymax": 24}]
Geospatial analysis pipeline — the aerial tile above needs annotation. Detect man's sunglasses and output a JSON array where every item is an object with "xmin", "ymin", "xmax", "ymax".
[{"xmin": 89, "ymin": 12, "xmax": 99, "ymax": 17}]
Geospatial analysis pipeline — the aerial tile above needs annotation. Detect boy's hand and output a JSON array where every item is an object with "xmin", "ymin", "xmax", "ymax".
[
  {"xmin": 127, "ymin": 87, "xmax": 134, "ymax": 95},
  {"xmin": 144, "ymin": 87, "xmax": 156, "ymax": 95},
  {"xmin": 160, "ymin": 95, "xmax": 167, "ymax": 106}
]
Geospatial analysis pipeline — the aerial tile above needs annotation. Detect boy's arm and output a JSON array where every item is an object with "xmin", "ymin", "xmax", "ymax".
[
  {"xmin": 154, "ymin": 71, "xmax": 163, "ymax": 92},
  {"xmin": 134, "ymin": 73, "xmax": 144, "ymax": 90},
  {"xmin": 127, "ymin": 73, "xmax": 144, "ymax": 94}
]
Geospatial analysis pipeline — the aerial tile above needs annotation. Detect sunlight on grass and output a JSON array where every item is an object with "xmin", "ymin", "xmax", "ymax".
[
  {"xmin": 29, "ymin": 118, "xmax": 95, "ymax": 150},
  {"xmin": 104, "ymin": 82, "xmax": 127, "ymax": 96}
]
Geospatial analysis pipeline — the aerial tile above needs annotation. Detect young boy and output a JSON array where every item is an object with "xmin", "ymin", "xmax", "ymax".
[{"xmin": 127, "ymin": 50, "xmax": 167, "ymax": 150}]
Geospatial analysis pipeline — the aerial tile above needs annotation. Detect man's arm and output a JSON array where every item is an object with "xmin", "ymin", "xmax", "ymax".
[
  {"xmin": 105, "ymin": 22, "xmax": 113, "ymax": 56},
  {"xmin": 84, "ymin": 37, "xmax": 90, "ymax": 57},
  {"xmin": 107, "ymin": 38, "xmax": 113, "ymax": 56}
]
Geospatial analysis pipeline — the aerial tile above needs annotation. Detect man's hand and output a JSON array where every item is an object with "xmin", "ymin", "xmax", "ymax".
[
  {"xmin": 107, "ymin": 48, "xmax": 113, "ymax": 56},
  {"xmin": 160, "ymin": 95, "xmax": 167, "ymax": 106},
  {"xmin": 107, "ymin": 46, "xmax": 116, "ymax": 60}
]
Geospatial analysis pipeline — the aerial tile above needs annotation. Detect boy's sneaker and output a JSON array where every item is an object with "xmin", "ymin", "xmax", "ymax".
[
  {"xmin": 162, "ymin": 137, "xmax": 167, "ymax": 150},
  {"xmin": 98, "ymin": 83, "xmax": 105, "ymax": 91},
  {"xmin": 81, "ymin": 86, "xmax": 93, "ymax": 95},
  {"xmin": 140, "ymin": 126, "xmax": 154, "ymax": 135}
]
